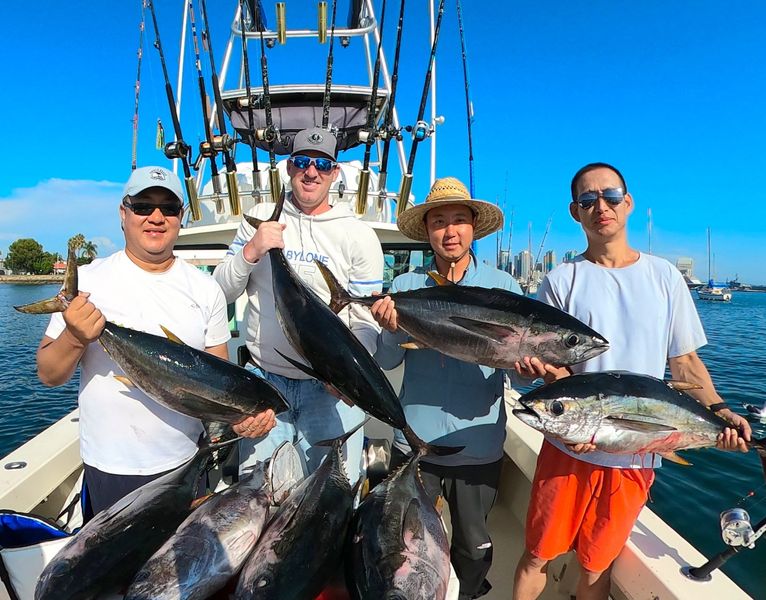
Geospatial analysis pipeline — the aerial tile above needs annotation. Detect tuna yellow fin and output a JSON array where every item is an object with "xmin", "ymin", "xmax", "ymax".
[
  {"xmin": 427, "ymin": 271, "xmax": 454, "ymax": 286},
  {"xmin": 660, "ymin": 451, "xmax": 692, "ymax": 466},
  {"xmin": 160, "ymin": 325, "xmax": 185, "ymax": 345},
  {"xmin": 666, "ymin": 380, "xmax": 703, "ymax": 391},
  {"xmin": 190, "ymin": 493, "xmax": 214, "ymax": 509},
  {"xmin": 400, "ymin": 341, "xmax": 430, "ymax": 350},
  {"xmin": 114, "ymin": 376, "xmax": 135, "ymax": 388},
  {"xmin": 434, "ymin": 495, "xmax": 445, "ymax": 515}
]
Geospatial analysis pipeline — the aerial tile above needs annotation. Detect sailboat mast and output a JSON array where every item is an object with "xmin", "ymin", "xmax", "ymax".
[{"xmin": 707, "ymin": 227, "xmax": 712, "ymax": 282}]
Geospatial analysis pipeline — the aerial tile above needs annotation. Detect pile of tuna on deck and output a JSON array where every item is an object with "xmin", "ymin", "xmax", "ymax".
[{"xmin": 20, "ymin": 214, "xmax": 615, "ymax": 598}]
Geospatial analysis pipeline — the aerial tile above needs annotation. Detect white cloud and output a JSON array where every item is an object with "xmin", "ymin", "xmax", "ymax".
[{"xmin": 0, "ymin": 179, "xmax": 124, "ymax": 257}]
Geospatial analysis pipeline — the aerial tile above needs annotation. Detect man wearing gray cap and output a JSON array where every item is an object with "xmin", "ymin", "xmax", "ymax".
[
  {"xmin": 214, "ymin": 127, "xmax": 384, "ymax": 484},
  {"xmin": 36, "ymin": 166, "xmax": 276, "ymax": 515}
]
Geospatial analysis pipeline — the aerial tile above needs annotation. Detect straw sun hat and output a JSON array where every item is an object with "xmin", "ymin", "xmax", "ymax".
[{"xmin": 397, "ymin": 177, "xmax": 504, "ymax": 242}]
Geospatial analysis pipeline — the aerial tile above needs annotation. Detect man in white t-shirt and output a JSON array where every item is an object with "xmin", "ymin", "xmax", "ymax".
[
  {"xmin": 511, "ymin": 162, "xmax": 751, "ymax": 600},
  {"xmin": 214, "ymin": 127, "xmax": 384, "ymax": 483},
  {"xmin": 36, "ymin": 166, "xmax": 276, "ymax": 515}
]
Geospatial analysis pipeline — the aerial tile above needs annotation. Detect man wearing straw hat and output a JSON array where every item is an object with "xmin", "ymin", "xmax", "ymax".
[{"xmin": 372, "ymin": 177, "xmax": 522, "ymax": 600}]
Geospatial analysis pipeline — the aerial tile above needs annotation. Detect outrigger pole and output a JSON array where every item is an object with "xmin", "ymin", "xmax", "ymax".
[
  {"xmin": 257, "ymin": 16, "xmax": 282, "ymax": 203},
  {"xmin": 377, "ymin": 0, "xmax": 406, "ymax": 206},
  {"xmin": 320, "ymin": 0, "xmax": 339, "ymax": 130},
  {"xmin": 396, "ymin": 0, "xmax": 445, "ymax": 218},
  {"xmin": 199, "ymin": 0, "xmax": 241, "ymax": 216},
  {"xmin": 456, "ymin": 0, "xmax": 475, "ymax": 197},
  {"xmin": 238, "ymin": 0, "xmax": 262, "ymax": 201},
  {"xmin": 355, "ymin": 0, "xmax": 388, "ymax": 215},
  {"xmin": 187, "ymin": 0, "xmax": 223, "ymax": 205},
  {"xmin": 147, "ymin": 0, "xmax": 201, "ymax": 221}
]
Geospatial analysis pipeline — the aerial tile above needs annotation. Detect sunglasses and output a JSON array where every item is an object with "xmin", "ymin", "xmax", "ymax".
[
  {"xmin": 123, "ymin": 199, "xmax": 183, "ymax": 217},
  {"xmin": 289, "ymin": 155, "xmax": 337, "ymax": 172},
  {"xmin": 575, "ymin": 187, "xmax": 625, "ymax": 210}
]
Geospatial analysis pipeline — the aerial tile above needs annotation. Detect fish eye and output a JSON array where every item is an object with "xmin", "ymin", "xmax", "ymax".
[
  {"xmin": 565, "ymin": 334, "xmax": 580, "ymax": 348},
  {"xmin": 256, "ymin": 575, "xmax": 271, "ymax": 588},
  {"xmin": 549, "ymin": 400, "xmax": 565, "ymax": 416}
]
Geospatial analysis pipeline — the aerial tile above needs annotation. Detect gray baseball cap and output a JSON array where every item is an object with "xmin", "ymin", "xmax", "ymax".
[
  {"xmin": 123, "ymin": 166, "xmax": 184, "ymax": 204},
  {"xmin": 290, "ymin": 127, "xmax": 337, "ymax": 159}
]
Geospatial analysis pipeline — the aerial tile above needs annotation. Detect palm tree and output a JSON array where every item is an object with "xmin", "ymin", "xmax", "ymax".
[
  {"xmin": 80, "ymin": 241, "xmax": 98, "ymax": 261},
  {"xmin": 68, "ymin": 233, "xmax": 85, "ymax": 252}
]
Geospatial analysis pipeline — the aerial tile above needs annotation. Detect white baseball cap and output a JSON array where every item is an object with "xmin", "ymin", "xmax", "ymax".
[{"xmin": 123, "ymin": 166, "xmax": 184, "ymax": 203}]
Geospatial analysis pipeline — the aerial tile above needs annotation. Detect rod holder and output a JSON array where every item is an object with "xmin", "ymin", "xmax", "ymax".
[
  {"xmin": 226, "ymin": 171, "xmax": 241, "ymax": 215},
  {"xmin": 269, "ymin": 168, "xmax": 283, "ymax": 204},
  {"xmin": 276, "ymin": 3, "xmax": 287, "ymax": 45},
  {"xmin": 356, "ymin": 170, "xmax": 370, "ymax": 215},
  {"xmin": 184, "ymin": 177, "xmax": 202, "ymax": 221},
  {"xmin": 396, "ymin": 174, "xmax": 413, "ymax": 219},
  {"xmin": 318, "ymin": 2, "xmax": 327, "ymax": 44}
]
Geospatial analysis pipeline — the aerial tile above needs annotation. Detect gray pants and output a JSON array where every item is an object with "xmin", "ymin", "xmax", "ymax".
[{"xmin": 391, "ymin": 448, "xmax": 502, "ymax": 600}]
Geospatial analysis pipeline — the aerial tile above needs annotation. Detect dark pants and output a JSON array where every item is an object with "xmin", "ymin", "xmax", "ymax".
[
  {"xmin": 391, "ymin": 448, "xmax": 502, "ymax": 600},
  {"xmin": 83, "ymin": 463, "xmax": 205, "ymax": 518}
]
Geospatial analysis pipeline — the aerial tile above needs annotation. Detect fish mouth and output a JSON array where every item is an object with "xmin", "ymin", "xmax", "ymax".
[
  {"xmin": 512, "ymin": 403, "xmax": 540, "ymax": 422},
  {"xmin": 577, "ymin": 338, "xmax": 610, "ymax": 363}
]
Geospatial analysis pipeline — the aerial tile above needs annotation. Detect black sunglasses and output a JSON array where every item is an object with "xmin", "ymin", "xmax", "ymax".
[
  {"xmin": 575, "ymin": 188, "xmax": 625, "ymax": 210},
  {"xmin": 123, "ymin": 199, "xmax": 183, "ymax": 217}
]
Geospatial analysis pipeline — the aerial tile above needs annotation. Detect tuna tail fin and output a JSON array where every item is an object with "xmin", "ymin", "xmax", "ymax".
[
  {"xmin": 14, "ymin": 242, "xmax": 79, "ymax": 314},
  {"xmin": 401, "ymin": 425, "xmax": 464, "ymax": 457},
  {"xmin": 315, "ymin": 259, "xmax": 353, "ymax": 314},
  {"xmin": 315, "ymin": 418, "xmax": 370, "ymax": 449},
  {"xmin": 427, "ymin": 271, "xmax": 454, "ymax": 286},
  {"xmin": 242, "ymin": 188, "xmax": 286, "ymax": 230}
]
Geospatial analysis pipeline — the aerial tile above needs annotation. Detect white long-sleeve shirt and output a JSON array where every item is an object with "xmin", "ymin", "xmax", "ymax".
[{"xmin": 214, "ymin": 196, "xmax": 384, "ymax": 379}]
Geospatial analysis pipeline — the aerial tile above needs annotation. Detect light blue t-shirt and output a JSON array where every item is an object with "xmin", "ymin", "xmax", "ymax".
[
  {"xmin": 538, "ymin": 252, "xmax": 708, "ymax": 468},
  {"xmin": 374, "ymin": 255, "xmax": 522, "ymax": 467}
]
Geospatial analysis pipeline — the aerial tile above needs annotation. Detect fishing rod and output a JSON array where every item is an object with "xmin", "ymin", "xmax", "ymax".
[
  {"xmin": 683, "ymin": 509, "xmax": 766, "ymax": 581},
  {"xmin": 456, "ymin": 0, "xmax": 475, "ymax": 197},
  {"xmin": 187, "ymin": 0, "xmax": 223, "ymax": 205},
  {"xmin": 238, "ymin": 0, "xmax": 262, "ymax": 201},
  {"xmin": 198, "ymin": 0, "xmax": 241, "ymax": 216},
  {"xmin": 396, "ymin": 0, "xmax": 445, "ymax": 218},
  {"xmin": 321, "ymin": 0, "xmax": 339, "ymax": 129},
  {"xmin": 377, "ymin": 0, "xmax": 406, "ymax": 203},
  {"xmin": 355, "ymin": 0, "xmax": 388, "ymax": 215},
  {"xmin": 257, "ymin": 14, "xmax": 282, "ymax": 203},
  {"xmin": 147, "ymin": 0, "xmax": 201, "ymax": 220},
  {"xmin": 131, "ymin": 3, "xmax": 146, "ymax": 172}
]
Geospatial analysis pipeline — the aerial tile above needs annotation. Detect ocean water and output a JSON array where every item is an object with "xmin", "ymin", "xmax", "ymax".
[{"xmin": 0, "ymin": 284, "xmax": 765, "ymax": 597}]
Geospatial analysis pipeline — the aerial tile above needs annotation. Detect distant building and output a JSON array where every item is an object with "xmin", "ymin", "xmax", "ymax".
[
  {"xmin": 52, "ymin": 261, "xmax": 67, "ymax": 275},
  {"xmin": 514, "ymin": 250, "xmax": 532, "ymax": 281},
  {"xmin": 497, "ymin": 249, "xmax": 512, "ymax": 274},
  {"xmin": 563, "ymin": 249, "xmax": 579, "ymax": 263},
  {"xmin": 543, "ymin": 250, "xmax": 557, "ymax": 273},
  {"xmin": 676, "ymin": 257, "xmax": 694, "ymax": 279}
]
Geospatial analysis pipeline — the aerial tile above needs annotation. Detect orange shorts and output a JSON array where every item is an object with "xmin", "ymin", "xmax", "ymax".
[{"xmin": 525, "ymin": 440, "xmax": 655, "ymax": 572}]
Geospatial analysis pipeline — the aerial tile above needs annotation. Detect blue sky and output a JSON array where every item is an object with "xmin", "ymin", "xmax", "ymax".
[{"xmin": 2, "ymin": 1, "xmax": 766, "ymax": 283}]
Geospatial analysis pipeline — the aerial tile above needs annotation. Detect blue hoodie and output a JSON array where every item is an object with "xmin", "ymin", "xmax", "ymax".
[{"xmin": 374, "ymin": 255, "xmax": 522, "ymax": 466}]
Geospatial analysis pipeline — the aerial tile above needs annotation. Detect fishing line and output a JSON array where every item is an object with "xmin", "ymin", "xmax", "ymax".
[
  {"xmin": 131, "ymin": 1, "xmax": 147, "ymax": 171},
  {"xmin": 396, "ymin": 0, "xmax": 446, "ymax": 217},
  {"xmin": 377, "ymin": 0, "xmax": 406, "ymax": 198},
  {"xmin": 238, "ymin": 0, "xmax": 262, "ymax": 200},
  {"xmin": 198, "ymin": 0, "xmax": 241, "ymax": 215},
  {"xmin": 257, "ymin": 13, "xmax": 282, "ymax": 203},
  {"xmin": 356, "ymin": 0, "xmax": 389, "ymax": 215},
  {"xmin": 455, "ymin": 0, "xmax": 475, "ymax": 197},
  {"xmin": 320, "ymin": 0, "xmax": 339, "ymax": 129}
]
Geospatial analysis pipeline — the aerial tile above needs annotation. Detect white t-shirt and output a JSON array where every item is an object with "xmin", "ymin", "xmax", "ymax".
[
  {"xmin": 213, "ymin": 197, "xmax": 384, "ymax": 378},
  {"xmin": 45, "ymin": 251, "xmax": 231, "ymax": 475},
  {"xmin": 537, "ymin": 252, "xmax": 707, "ymax": 468}
]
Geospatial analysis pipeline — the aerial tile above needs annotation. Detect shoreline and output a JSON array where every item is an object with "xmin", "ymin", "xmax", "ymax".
[{"xmin": 0, "ymin": 275, "xmax": 64, "ymax": 285}]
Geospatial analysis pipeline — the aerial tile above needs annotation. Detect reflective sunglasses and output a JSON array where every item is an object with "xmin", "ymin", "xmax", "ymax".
[
  {"xmin": 289, "ymin": 154, "xmax": 337, "ymax": 172},
  {"xmin": 122, "ymin": 199, "xmax": 183, "ymax": 217},
  {"xmin": 575, "ymin": 187, "xmax": 625, "ymax": 210}
]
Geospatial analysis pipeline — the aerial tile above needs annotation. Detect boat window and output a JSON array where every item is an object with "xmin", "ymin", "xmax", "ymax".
[{"xmin": 382, "ymin": 244, "xmax": 433, "ymax": 292}]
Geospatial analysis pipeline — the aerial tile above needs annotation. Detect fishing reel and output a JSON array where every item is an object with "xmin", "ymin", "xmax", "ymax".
[
  {"xmin": 211, "ymin": 133, "xmax": 236, "ymax": 154},
  {"xmin": 409, "ymin": 120, "xmax": 430, "ymax": 142},
  {"xmin": 164, "ymin": 140, "xmax": 191, "ymax": 161},
  {"xmin": 720, "ymin": 508, "xmax": 756, "ymax": 547},
  {"xmin": 255, "ymin": 126, "xmax": 279, "ymax": 144}
]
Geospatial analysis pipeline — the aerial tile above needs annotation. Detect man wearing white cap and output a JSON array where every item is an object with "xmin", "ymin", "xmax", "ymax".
[
  {"xmin": 213, "ymin": 127, "xmax": 384, "ymax": 483},
  {"xmin": 371, "ymin": 177, "xmax": 521, "ymax": 600},
  {"xmin": 36, "ymin": 166, "xmax": 275, "ymax": 515}
]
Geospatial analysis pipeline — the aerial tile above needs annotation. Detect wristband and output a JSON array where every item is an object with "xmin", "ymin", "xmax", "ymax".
[{"xmin": 708, "ymin": 402, "xmax": 729, "ymax": 413}]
